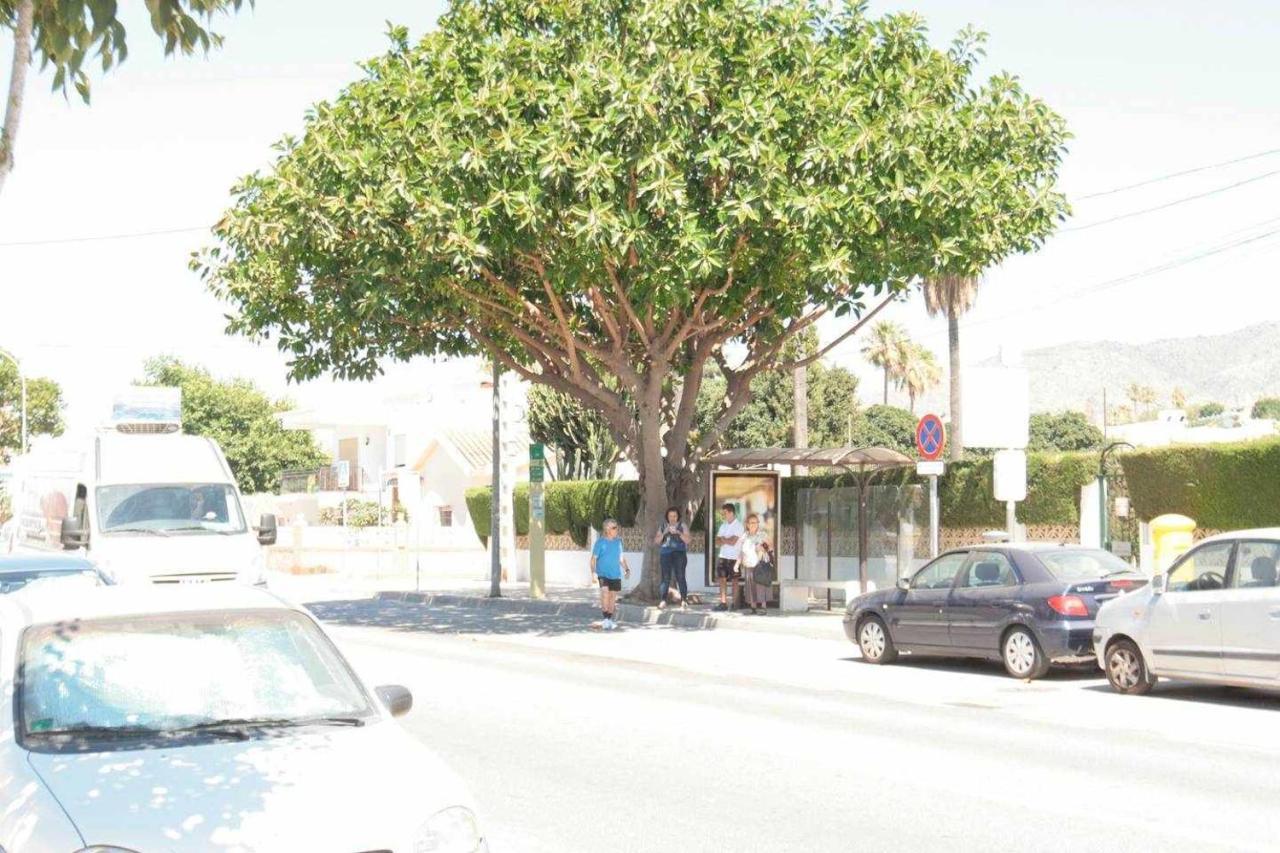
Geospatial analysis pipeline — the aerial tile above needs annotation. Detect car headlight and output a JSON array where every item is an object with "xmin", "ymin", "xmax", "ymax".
[{"xmin": 413, "ymin": 806, "xmax": 485, "ymax": 853}]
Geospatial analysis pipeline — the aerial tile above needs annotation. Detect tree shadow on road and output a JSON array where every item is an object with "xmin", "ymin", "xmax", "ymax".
[{"xmin": 306, "ymin": 598, "xmax": 659, "ymax": 638}]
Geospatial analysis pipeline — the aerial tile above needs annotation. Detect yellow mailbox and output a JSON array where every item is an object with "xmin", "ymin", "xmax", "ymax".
[{"xmin": 1150, "ymin": 513, "xmax": 1196, "ymax": 574}]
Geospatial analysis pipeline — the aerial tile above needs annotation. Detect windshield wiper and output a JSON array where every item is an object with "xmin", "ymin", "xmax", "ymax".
[
  {"xmin": 28, "ymin": 724, "xmax": 164, "ymax": 739},
  {"xmin": 178, "ymin": 716, "xmax": 366, "ymax": 733},
  {"xmin": 107, "ymin": 527, "xmax": 169, "ymax": 536},
  {"xmin": 165, "ymin": 525, "xmax": 238, "ymax": 535}
]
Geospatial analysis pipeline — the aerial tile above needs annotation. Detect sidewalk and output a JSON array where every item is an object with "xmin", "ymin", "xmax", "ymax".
[{"xmin": 269, "ymin": 570, "xmax": 848, "ymax": 641}]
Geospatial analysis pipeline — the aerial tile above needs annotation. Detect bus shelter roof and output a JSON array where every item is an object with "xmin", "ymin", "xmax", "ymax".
[{"xmin": 705, "ymin": 446, "xmax": 914, "ymax": 473}]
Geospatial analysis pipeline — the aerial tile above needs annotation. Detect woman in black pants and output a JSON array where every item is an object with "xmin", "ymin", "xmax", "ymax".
[{"xmin": 654, "ymin": 506, "xmax": 691, "ymax": 608}]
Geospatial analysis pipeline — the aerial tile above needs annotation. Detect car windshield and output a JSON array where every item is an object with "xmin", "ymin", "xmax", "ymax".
[
  {"xmin": 20, "ymin": 610, "xmax": 374, "ymax": 742},
  {"xmin": 96, "ymin": 483, "xmax": 246, "ymax": 534},
  {"xmin": 0, "ymin": 569, "xmax": 103, "ymax": 595},
  {"xmin": 1038, "ymin": 549, "xmax": 1135, "ymax": 581}
]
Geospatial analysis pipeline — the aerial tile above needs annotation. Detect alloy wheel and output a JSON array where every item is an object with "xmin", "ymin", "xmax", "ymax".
[
  {"xmin": 1004, "ymin": 630, "xmax": 1036, "ymax": 676},
  {"xmin": 1109, "ymin": 646, "xmax": 1141, "ymax": 691},
  {"xmin": 860, "ymin": 620, "xmax": 886, "ymax": 661}
]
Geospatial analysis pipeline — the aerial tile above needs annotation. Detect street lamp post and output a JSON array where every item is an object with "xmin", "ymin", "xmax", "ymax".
[
  {"xmin": 0, "ymin": 348, "xmax": 27, "ymax": 456},
  {"xmin": 1098, "ymin": 441, "xmax": 1134, "ymax": 551}
]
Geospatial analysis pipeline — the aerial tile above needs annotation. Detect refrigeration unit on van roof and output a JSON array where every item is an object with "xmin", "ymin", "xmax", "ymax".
[{"xmin": 108, "ymin": 387, "xmax": 182, "ymax": 434}]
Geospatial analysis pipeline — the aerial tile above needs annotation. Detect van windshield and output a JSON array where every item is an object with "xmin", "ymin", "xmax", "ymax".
[{"xmin": 96, "ymin": 483, "xmax": 246, "ymax": 535}]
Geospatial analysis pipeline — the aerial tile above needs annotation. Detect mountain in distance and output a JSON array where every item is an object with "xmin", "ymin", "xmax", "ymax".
[{"xmin": 1002, "ymin": 322, "xmax": 1280, "ymax": 415}]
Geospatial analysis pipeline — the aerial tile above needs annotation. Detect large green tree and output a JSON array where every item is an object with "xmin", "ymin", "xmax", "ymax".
[
  {"xmin": 198, "ymin": 0, "xmax": 1068, "ymax": 595},
  {"xmin": 527, "ymin": 384, "xmax": 621, "ymax": 480},
  {"xmin": 847, "ymin": 404, "xmax": 917, "ymax": 454},
  {"xmin": 695, "ymin": 360, "xmax": 859, "ymax": 450},
  {"xmin": 0, "ymin": 357, "xmax": 63, "ymax": 461},
  {"xmin": 1, "ymin": 0, "xmax": 251, "ymax": 195},
  {"xmin": 142, "ymin": 357, "xmax": 328, "ymax": 494}
]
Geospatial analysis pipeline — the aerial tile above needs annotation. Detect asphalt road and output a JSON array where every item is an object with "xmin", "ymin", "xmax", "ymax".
[{"xmin": 311, "ymin": 598, "xmax": 1280, "ymax": 853}]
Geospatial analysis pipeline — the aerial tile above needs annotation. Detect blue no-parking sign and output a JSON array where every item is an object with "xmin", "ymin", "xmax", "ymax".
[{"xmin": 916, "ymin": 414, "xmax": 946, "ymax": 461}]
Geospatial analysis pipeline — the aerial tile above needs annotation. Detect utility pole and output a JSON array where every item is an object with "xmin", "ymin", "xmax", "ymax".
[
  {"xmin": 793, "ymin": 363, "xmax": 808, "ymax": 474},
  {"xmin": 489, "ymin": 361, "xmax": 502, "ymax": 598}
]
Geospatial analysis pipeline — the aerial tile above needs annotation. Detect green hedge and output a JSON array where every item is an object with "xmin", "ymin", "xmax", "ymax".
[
  {"xmin": 464, "ymin": 452, "xmax": 1104, "ymax": 543},
  {"xmin": 1119, "ymin": 438, "xmax": 1280, "ymax": 529}
]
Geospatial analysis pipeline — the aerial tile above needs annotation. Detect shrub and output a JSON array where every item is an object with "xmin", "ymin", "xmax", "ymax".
[
  {"xmin": 317, "ymin": 498, "xmax": 405, "ymax": 527},
  {"xmin": 1252, "ymin": 397, "xmax": 1280, "ymax": 420},
  {"xmin": 1119, "ymin": 438, "xmax": 1280, "ymax": 529}
]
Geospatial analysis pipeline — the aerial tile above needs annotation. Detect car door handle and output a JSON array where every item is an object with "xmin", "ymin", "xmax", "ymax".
[{"xmin": 1197, "ymin": 611, "xmax": 1213, "ymax": 621}]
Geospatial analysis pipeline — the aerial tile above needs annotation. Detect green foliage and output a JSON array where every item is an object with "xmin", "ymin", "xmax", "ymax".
[
  {"xmin": 142, "ymin": 357, "xmax": 329, "ymax": 494},
  {"xmin": 318, "ymin": 498, "xmax": 405, "ymax": 527},
  {"xmin": 1197, "ymin": 402, "xmax": 1225, "ymax": 418},
  {"xmin": 468, "ymin": 480, "xmax": 643, "ymax": 544},
  {"xmin": 464, "ymin": 487, "xmax": 491, "ymax": 545},
  {"xmin": 1028, "ymin": 411, "xmax": 1104, "ymax": 452},
  {"xmin": 527, "ymin": 386, "xmax": 619, "ymax": 480},
  {"xmin": 1251, "ymin": 398, "xmax": 1280, "ymax": 420},
  {"xmin": 848, "ymin": 405, "xmax": 917, "ymax": 454},
  {"xmin": 6, "ymin": 0, "xmax": 251, "ymax": 103},
  {"xmin": 1119, "ymin": 439, "xmax": 1280, "ymax": 529},
  {"xmin": 695, "ymin": 361, "xmax": 859, "ymax": 449},
  {"xmin": 0, "ymin": 358, "xmax": 64, "ymax": 462},
  {"xmin": 0, "ymin": 489, "xmax": 10, "ymax": 524}
]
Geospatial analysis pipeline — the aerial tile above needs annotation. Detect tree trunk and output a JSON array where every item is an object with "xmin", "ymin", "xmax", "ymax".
[
  {"xmin": 0, "ymin": 0, "xmax": 35, "ymax": 197},
  {"xmin": 948, "ymin": 306, "xmax": 963, "ymax": 461},
  {"xmin": 882, "ymin": 368, "xmax": 889, "ymax": 406}
]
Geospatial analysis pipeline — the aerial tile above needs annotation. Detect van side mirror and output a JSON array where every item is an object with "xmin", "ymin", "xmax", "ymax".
[
  {"xmin": 896, "ymin": 576, "xmax": 911, "ymax": 591},
  {"xmin": 60, "ymin": 517, "xmax": 88, "ymax": 549},
  {"xmin": 256, "ymin": 513, "xmax": 278, "ymax": 546},
  {"xmin": 376, "ymin": 684, "xmax": 413, "ymax": 717},
  {"xmin": 1150, "ymin": 573, "xmax": 1166, "ymax": 595}
]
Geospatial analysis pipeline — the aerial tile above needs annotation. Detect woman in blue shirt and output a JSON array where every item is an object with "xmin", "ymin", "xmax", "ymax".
[{"xmin": 590, "ymin": 518, "xmax": 630, "ymax": 630}]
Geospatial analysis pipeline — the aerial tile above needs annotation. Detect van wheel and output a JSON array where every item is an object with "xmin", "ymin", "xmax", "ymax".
[
  {"xmin": 858, "ymin": 616, "xmax": 897, "ymax": 664},
  {"xmin": 1002, "ymin": 627, "xmax": 1050, "ymax": 680},
  {"xmin": 1105, "ymin": 639, "xmax": 1154, "ymax": 695}
]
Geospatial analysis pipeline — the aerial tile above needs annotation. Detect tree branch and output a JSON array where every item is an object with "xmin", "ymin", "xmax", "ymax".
[{"xmin": 775, "ymin": 292, "xmax": 899, "ymax": 371}]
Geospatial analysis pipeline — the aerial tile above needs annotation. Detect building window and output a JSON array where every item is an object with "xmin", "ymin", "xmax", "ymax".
[{"xmin": 438, "ymin": 506, "xmax": 454, "ymax": 527}]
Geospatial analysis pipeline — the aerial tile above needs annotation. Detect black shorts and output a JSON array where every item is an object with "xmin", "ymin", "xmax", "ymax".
[
  {"xmin": 598, "ymin": 576, "xmax": 622, "ymax": 592},
  {"xmin": 716, "ymin": 558, "xmax": 740, "ymax": 580}
]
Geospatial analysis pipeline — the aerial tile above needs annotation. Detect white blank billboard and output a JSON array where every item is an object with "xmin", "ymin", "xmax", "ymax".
[{"xmin": 962, "ymin": 366, "xmax": 1029, "ymax": 450}]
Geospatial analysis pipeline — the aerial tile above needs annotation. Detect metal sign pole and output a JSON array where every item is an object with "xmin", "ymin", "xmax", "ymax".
[
  {"xmin": 929, "ymin": 474, "xmax": 939, "ymax": 558},
  {"xmin": 529, "ymin": 443, "xmax": 546, "ymax": 600}
]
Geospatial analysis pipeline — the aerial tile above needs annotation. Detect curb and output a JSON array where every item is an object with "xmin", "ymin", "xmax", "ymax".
[{"xmin": 374, "ymin": 591, "xmax": 845, "ymax": 640}]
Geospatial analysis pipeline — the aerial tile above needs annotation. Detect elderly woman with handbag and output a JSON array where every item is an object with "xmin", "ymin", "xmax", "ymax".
[{"xmin": 736, "ymin": 513, "xmax": 774, "ymax": 615}]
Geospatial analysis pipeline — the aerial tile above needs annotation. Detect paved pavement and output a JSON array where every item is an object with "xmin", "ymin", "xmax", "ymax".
[{"xmin": 311, "ymin": 595, "xmax": 1280, "ymax": 853}]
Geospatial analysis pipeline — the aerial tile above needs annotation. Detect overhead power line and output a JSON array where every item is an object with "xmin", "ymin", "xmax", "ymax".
[
  {"xmin": 0, "ymin": 224, "xmax": 209, "ymax": 248},
  {"xmin": 1061, "ymin": 167, "xmax": 1280, "ymax": 233},
  {"xmin": 1077, "ymin": 146, "xmax": 1280, "ymax": 200}
]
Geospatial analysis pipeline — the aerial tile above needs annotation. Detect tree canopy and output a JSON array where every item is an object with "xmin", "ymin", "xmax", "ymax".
[
  {"xmin": 847, "ymin": 404, "xmax": 917, "ymax": 454},
  {"xmin": 198, "ymin": 0, "xmax": 1068, "ymax": 593},
  {"xmin": 696, "ymin": 360, "xmax": 859, "ymax": 450},
  {"xmin": 0, "ymin": 358, "xmax": 63, "ymax": 462},
  {"xmin": 142, "ymin": 357, "xmax": 328, "ymax": 494},
  {"xmin": 527, "ymin": 385, "xmax": 621, "ymax": 480},
  {"xmin": 1028, "ymin": 411, "xmax": 1103, "ymax": 453}
]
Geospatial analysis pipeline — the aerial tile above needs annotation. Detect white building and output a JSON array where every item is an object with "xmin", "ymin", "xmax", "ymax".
[
  {"xmin": 275, "ymin": 361, "xmax": 529, "ymax": 541},
  {"xmin": 1108, "ymin": 409, "xmax": 1278, "ymax": 448}
]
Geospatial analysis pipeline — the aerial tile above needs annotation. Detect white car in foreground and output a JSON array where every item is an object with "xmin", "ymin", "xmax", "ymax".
[
  {"xmin": 0, "ymin": 585, "xmax": 487, "ymax": 852},
  {"xmin": 1094, "ymin": 529, "xmax": 1280, "ymax": 695}
]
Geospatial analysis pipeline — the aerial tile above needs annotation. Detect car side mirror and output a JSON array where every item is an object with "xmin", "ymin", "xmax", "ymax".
[
  {"xmin": 256, "ymin": 513, "xmax": 278, "ymax": 546},
  {"xmin": 60, "ymin": 517, "xmax": 88, "ymax": 549},
  {"xmin": 1150, "ymin": 573, "xmax": 1166, "ymax": 595},
  {"xmin": 896, "ymin": 576, "xmax": 911, "ymax": 591},
  {"xmin": 376, "ymin": 684, "xmax": 413, "ymax": 718}
]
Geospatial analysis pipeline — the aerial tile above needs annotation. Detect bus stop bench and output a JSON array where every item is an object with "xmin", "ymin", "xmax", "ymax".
[{"xmin": 778, "ymin": 578, "xmax": 862, "ymax": 612}]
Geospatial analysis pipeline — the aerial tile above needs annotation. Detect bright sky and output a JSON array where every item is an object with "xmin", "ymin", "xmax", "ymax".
[{"xmin": 1, "ymin": 0, "xmax": 1278, "ymax": 431}]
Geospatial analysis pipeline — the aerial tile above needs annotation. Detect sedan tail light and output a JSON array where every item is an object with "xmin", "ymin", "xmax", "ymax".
[{"xmin": 1047, "ymin": 594, "xmax": 1089, "ymax": 617}]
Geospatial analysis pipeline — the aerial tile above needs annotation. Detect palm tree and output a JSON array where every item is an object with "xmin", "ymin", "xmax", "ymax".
[
  {"xmin": 861, "ymin": 321, "xmax": 909, "ymax": 406},
  {"xmin": 899, "ymin": 344, "xmax": 942, "ymax": 414},
  {"xmin": 923, "ymin": 274, "xmax": 979, "ymax": 462}
]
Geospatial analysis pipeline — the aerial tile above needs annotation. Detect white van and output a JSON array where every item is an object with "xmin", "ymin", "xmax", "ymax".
[{"xmin": 5, "ymin": 426, "xmax": 277, "ymax": 587}]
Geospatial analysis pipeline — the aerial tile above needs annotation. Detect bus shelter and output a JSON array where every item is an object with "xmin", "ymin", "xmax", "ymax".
[{"xmin": 704, "ymin": 447, "xmax": 922, "ymax": 603}]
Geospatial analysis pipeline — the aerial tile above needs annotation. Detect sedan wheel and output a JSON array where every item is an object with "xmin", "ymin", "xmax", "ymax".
[
  {"xmin": 1002, "ymin": 627, "xmax": 1049, "ymax": 680},
  {"xmin": 1105, "ymin": 639, "xmax": 1154, "ymax": 695},
  {"xmin": 858, "ymin": 616, "xmax": 897, "ymax": 664}
]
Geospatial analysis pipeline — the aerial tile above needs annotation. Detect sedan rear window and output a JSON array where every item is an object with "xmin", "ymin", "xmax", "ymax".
[{"xmin": 1038, "ymin": 549, "xmax": 1134, "ymax": 581}]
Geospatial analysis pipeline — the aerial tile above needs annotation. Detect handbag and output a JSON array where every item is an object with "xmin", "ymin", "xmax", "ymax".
[{"xmin": 753, "ymin": 555, "xmax": 775, "ymax": 585}]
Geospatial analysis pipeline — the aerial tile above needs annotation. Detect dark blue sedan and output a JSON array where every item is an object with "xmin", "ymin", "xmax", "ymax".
[
  {"xmin": 0, "ymin": 555, "xmax": 111, "ymax": 594},
  {"xmin": 844, "ymin": 544, "xmax": 1146, "ymax": 679}
]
